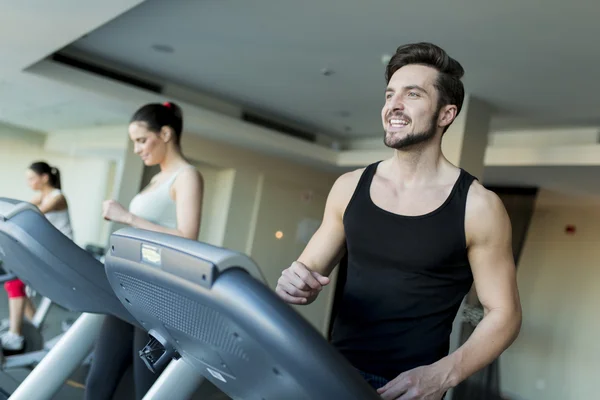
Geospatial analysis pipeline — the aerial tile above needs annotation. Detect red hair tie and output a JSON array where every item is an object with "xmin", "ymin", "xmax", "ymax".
[{"xmin": 163, "ymin": 102, "xmax": 171, "ymax": 109}]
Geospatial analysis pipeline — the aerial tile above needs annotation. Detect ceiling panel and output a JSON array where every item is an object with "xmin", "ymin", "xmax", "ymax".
[{"xmin": 63, "ymin": 0, "xmax": 600, "ymax": 138}]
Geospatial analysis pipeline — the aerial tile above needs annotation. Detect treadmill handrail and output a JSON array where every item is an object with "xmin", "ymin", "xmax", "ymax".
[
  {"xmin": 0, "ymin": 272, "xmax": 18, "ymax": 283},
  {"xmin": 104, "ymin": 230, "xmax": 382, "ymax": 399},
  {"xmin": 0, "ymin": 198, "xmax": 140, "ymax": 324},
  {"xmin": 0, "ymin": 199, "xmax": 37, "ymax": 283},
  {"xmin": 0, "ymin": 200, "xmax": 41, "ymax": 221}
]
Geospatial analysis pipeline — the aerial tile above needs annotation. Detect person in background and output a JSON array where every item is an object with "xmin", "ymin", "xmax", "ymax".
[
  {"xmin": 85, "ymin": 101, "xmax": 204, "ymax": 400},
  {"xmin": 1, "ymin": 161, "xmax": 74, "ymax": 354}
]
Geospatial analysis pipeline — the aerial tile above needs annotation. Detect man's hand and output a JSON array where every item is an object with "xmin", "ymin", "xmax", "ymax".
[
  {"xmin": 275, "ymin": 171, "xmax": 358, "ymax": 306},
  {"xmin": 377, "ymin": 364, "xmax": 450, "ymax": 400},
  {"xmin": 275, "ymin": 261, "xmax": 330, "ymax": 305}
]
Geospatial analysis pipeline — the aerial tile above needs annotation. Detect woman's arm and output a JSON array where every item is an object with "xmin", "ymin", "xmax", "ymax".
[
  {"xmin": 30, "ymin": 193, "xmax": 42, "ymax": 206},
  {"xmin": 103, "ymin": 168, "xmax": 204, "ymax": 240},
  {"xmin": 38, "ymin": 194, "xmax": 67, "ymax": 214}
]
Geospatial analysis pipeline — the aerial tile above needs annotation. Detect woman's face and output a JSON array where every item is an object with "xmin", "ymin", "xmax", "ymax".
[
  {"xmin": 25, "ymin": 169, "xmax": 45, "ymax": 191},
  {"xmin": 128, "ymin": 122, "xmax": 168, "ymax": 166}
]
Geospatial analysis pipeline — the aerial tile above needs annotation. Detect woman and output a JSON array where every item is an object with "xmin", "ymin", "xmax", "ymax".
[
  {"xmin": 1, "ymin": 162, "xmax": 74, "ymax": 354},
  {"xmin": 85, "ymin": 101, "xmax": 204, "ymax": 400}
]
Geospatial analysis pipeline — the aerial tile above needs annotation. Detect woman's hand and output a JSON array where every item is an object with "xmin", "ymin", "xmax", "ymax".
[{"xmin": 102, "ymin": 200, "xmax": 133, "ymax": 225}]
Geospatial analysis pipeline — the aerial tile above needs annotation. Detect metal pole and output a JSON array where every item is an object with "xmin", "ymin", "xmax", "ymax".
[
  {"xmin": 143, "ymin": 358, "xmax": 205, "ymax": 400},
  {"xmin": 9, "ymin": 313, "xmax": 105, "ymax": 400}
]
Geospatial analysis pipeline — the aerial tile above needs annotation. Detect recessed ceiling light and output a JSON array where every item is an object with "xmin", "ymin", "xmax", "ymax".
[
  {"xmin": 321, "ymin": 67, "xmax": 334, "ymax": 76},
  {"xmin": 151, "ymin": 44, "xmax": 174, "ymax": 54}
]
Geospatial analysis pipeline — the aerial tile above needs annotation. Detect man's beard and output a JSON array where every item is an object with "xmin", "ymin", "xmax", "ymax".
[{"xmin": 383, "ymin": 112, "xmax": 438, "ymax": 150}]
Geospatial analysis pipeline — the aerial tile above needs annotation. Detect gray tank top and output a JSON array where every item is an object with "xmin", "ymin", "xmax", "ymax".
[
  {"xmin": 128, "ymin": 166, "xmax": 194, "ymax": 229},
  {"xmin": 45, "ymin": 189, "xmax": 74, "ymax": 240}
]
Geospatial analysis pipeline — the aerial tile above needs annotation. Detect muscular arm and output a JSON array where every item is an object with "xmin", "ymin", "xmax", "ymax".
[
  {"xmin": 128, "ymin": 168, "xmax": 204, "ymax": 240},
  {"xmin": 295, "ymin": 174, "xmax": 355, "ymax": 276},
  {"xmin": 276, "ymin": 170, "xmax": 360, "ymax": 304},
  {"xmin": 437, "ymin": 183, "xmax": 522, "ymax": 389}
]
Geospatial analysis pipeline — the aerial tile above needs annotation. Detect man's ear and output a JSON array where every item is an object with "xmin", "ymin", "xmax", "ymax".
[{"xmin": 438, "ymin": 105, "xmax": 458, "ymax": 129}]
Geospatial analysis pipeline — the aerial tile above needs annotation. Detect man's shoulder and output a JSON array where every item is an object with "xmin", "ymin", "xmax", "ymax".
[
  {"xmin": 337, "ymin": 167, "xmax": 365, "ymax": 185},
  {"xmin": 326, "ymin": 167, "xmax": 368, "ymax": 215},
  {"xmin": 466, "ymin": 180, "xmax": 505, "ymax": 215},
  {"xmin": 332, "ymin": 166, "xmax": 369, "ymax": 197},
  {"xmin": 465, "ymin": 180, "xmax": 511, "ymax": 242}
]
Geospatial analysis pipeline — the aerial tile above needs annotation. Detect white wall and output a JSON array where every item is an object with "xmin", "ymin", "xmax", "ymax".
[
  {"xmin": 0, "ymin": 128, "xmax": 112, "ymax": 247},
  {"xmin": 194, "ymin": 163, "xmax": 235, "ymax": 247},
  {"xmin": 500, "ymin": 191, "xmax": 600, "ymax": 400},
  {"xmin": 489, "ymin": 128, "xmax": 599, "ymax": 147}
]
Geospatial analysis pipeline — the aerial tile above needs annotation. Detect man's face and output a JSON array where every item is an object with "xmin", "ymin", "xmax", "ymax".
[{"xmin": 381, "ymin": 64, "xmax": 442, "ymax": 150}]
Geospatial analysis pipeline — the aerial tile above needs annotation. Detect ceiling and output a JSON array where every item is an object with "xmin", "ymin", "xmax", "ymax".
[
  {"xmin": 60, "ymin": 0, "xmax": 600, "ymax": 139},
  {"xmin": 0, "ymin": 74, "xmax": 131, "ymax": 131},
  {"xmin": 0, "ymin": 0, "xmax": 144, "ymax": 132},
  {"xmin": 1, "ymin": 0, "xmax": 600, "ymax": 197}
]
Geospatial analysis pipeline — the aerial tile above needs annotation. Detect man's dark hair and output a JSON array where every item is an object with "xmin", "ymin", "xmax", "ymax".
[{"xmin": 385, "ymin": 42, "xmax": 465, "ymax": 127}]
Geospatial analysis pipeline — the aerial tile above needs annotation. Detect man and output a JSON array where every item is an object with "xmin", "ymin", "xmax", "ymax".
[{"xmin": 275, "ymin": 42, "xmax": 522, "ymax": 400}]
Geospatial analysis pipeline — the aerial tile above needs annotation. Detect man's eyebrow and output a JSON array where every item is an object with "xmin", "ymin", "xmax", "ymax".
[
  {"xmin": 385, "ymin": 85, "xmax": 429, "ymax": 94},
  {"xmin": 404, "ymin": 85, "xmax": 428, "ymax": 94}
]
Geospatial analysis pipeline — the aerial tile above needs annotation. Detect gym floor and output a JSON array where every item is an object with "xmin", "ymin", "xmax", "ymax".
[{"xmin": 0, "ymin": 294, "xmax": 230, "ymax": 399}]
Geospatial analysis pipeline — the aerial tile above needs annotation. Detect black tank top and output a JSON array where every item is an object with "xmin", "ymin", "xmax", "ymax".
[{"xmin": 330, "ymin": 161, "xmax": 476, "ymax": 380}]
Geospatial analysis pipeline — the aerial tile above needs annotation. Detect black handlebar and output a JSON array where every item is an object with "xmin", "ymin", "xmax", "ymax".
[{"xmin": 0, "ymin": 263, "xmax": 17, "ymax": 283}]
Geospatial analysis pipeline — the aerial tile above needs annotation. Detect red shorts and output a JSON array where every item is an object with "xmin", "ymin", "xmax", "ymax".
[{"xmin": 4, "ymin": 279, "xmax": 26, "ymax": 298}]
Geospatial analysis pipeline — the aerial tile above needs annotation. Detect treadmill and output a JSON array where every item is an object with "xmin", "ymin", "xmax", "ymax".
[
  {"xmin": 105, "ymin": 228, "xmax": 380, "ymax": 400},
  {"xmin": 0, "ymin": 198, "xmax": 141, "ymax": 400}
]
